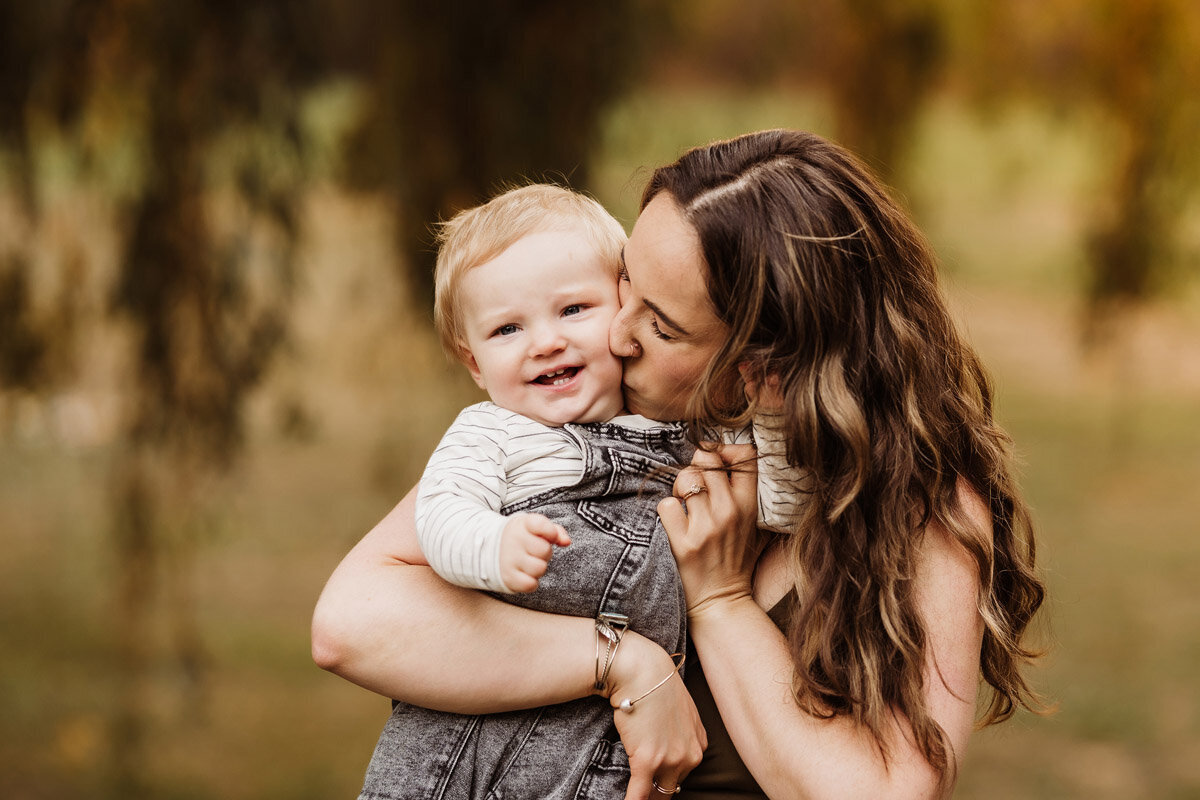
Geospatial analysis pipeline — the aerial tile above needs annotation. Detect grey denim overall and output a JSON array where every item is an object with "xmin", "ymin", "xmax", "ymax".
[{"xmin": 359, "ymin": 419, "xmax": 695, "ymax": 800}]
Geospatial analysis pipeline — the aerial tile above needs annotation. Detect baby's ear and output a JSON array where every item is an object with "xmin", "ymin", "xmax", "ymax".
[{"xmin": 460, "ymin": 344, "xmax": 487, "ymax": 390}]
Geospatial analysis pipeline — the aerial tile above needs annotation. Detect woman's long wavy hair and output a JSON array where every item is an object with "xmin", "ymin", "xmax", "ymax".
[{"xmin": 644, "ymin": 129, "xmax": 1046, "ymax": 780}]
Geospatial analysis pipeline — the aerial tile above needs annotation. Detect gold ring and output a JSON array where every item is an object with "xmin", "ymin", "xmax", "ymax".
[
  {"xmin": 681, "ymin": 483, "xmax": 706, "ymax": 500},
  {"xmin": 652, "ymin": 779, "xmax": 681, "ymax": 795}
]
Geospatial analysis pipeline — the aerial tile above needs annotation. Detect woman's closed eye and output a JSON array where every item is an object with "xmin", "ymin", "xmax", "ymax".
[{"xmin": 650, "ymin": 318, "xmax": 673, "ymax": 341}]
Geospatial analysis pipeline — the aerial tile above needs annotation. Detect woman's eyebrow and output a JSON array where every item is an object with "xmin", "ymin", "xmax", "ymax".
[{"xmin": 644, "ymin": 299, "xmax": 691, "ymax": 337}]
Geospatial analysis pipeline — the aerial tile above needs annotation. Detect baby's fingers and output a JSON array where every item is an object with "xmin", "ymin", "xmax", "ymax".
[
  {"xmin": 504, "ymin": 571, "xmax": 540, "ymax": 593},
  {"xmin": 522, "ymin": 513, "xmax": 571, "ymax": 547},
  {"xmin": 506, "ymin": 541, "xmax": 553, "ymax": 593}
]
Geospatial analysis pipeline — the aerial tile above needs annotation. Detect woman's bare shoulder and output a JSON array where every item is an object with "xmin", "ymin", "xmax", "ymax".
[{"xmin": 954, "ymin": 477, "xmax": 993, "ymax": 538}]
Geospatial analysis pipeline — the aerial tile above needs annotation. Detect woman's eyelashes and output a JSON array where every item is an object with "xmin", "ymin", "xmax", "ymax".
[{"xmin": 614, "ymin": 266, "xmax": 669, "ymax": 341}]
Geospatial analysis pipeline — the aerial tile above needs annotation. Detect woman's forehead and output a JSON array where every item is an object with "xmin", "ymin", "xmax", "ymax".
[{"xmin": 625, "ymin": 195, "xmax": 711, "ymax": 314}]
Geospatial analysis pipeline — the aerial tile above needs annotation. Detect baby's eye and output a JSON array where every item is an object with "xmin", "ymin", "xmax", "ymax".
[
  {"xmin": 493, "ymin": 323, "xmax": 519, "ymax": 337},
  {"xmin": 562, "ymin": 304, "xmax": 584, "ymax": 317}
]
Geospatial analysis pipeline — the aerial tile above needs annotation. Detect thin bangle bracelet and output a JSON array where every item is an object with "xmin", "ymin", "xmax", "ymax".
[
  {"xmin": 595, "ymin": 612, "xmax": 629, "ymax": 692},
  {"xmin": 618, "ymin": 652, "xmax": 686, "ymax": 711}
]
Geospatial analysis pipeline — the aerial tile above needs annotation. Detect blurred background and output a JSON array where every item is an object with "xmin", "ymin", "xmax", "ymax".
[{"xmin": 1, "ymin": 1, "xmax": 1197, "ymax": 797}]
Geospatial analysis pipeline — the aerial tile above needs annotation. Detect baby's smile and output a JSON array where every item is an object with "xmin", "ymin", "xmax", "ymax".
[{"xmin": 532, "ymin": 366, "xmax": 582, "ymax": 386}]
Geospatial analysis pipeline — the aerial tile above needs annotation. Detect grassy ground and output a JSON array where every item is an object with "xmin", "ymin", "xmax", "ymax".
[{"xmin": 2, "ymin": 90, "xmax": 1198, "ymax": 798}]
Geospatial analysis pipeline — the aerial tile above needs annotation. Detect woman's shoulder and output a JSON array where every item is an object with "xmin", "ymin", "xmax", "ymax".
[
  {"xmin": 954, "ymin": 478, "xmax": 993, "ymax": 533},
  {"xmin": 931, "ymin": 478, "xmax": 994, "ymax": 550},
  {"xmin": 914, "ymin": 479, "xmax": 992, "ymax": 624}
]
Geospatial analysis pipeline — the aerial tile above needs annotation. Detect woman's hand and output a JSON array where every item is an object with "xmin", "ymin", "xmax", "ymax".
[
  {"xmin": 658, "ymin": 444, "xmax": 767, "ymax": 618},
  {"xmin": 604, "ymin": 632, "xmax": 706, "ymax": 800}
]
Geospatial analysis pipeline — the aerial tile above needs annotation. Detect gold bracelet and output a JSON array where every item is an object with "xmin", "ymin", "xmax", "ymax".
[
  {"xmin": 594, "ymin": 612, "xmax": 629, "ymax": 693},
  {"xmin": 617, "ymin": 652, "xmax": 686, "ymax": 712}
]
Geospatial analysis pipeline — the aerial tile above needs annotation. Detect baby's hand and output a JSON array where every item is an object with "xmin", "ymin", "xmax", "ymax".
[
  {"xmin": 737, "ymin": 363, "xmax": 784, "ymax": 412},
  {"xmin": 499, "ymin": 513, "xmax": 570, "ymax": 593}
]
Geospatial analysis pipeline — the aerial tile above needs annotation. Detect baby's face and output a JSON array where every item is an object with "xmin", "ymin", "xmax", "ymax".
[{"xmin": 458, "ymin": 229, "xmax": 625, "ymax": 427}]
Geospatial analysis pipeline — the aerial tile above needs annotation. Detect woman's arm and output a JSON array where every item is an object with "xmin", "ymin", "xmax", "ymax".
[
  {"xmin": 311, "ymin": 487, "xmax": 707, "ymax": 797},
  {"xmin": 312, "ymin": 486, "xmax": 596, "ymax": 710},
  {"xmin": 659, "ymin": 448, "xmax": 983, "ymax": 800}
]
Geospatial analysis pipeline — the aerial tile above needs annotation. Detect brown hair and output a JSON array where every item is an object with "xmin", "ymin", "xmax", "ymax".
[
  {"xmin": 644, "ymin": 129, "xmax": 1045, "ymax": 779},
  {"xmin": 433, "ymin": 183, "xmax": 626, "ymax": 362}
]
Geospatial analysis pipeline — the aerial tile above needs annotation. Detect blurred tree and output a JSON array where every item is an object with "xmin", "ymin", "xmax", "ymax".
[
  {"xmin": 338, "ymin": 0, "xmax": 648, "ymax": 307},
  {"xmin": 642, "ymin": 0, "xmax": 946, "ymax": 180},
  {"xmin": 960, "ymin": 0, "xmax": 1200, "ymax": 343},
  {"xmin": 0, "ymin": 2, "xmax": 45, "ymax": 214},
  {"xmin": 1076, "ymin": 1, "xmax": 1198, "ymax": 344},
  {"xmin": 99, "ymin": 4, "xmax": 316, "ymax": 790},
  {"xmin": 2, "ymin": 0, "xmax": 321, "ymax": 794},
  {"xmin": 0, "ymin": 0, "xmax": 71, "ymax": 393},
  {"xmin": 797, "ymin": 0, "xmax": 946, "ymax": 180}
]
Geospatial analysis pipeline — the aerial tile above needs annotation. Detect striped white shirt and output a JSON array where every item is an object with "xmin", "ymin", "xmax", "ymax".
[
  {"xmin": 748, "ymin": 412, "xmax": 809, "ymax": 531},
  {"xmin": 416, "ymin": 402, "xmax": 807, "ymax": 593}
]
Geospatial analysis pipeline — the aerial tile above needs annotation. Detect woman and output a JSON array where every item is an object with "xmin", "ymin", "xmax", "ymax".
[{"xmin": 312, "ymin": 129, "xmax": 1045, "ymax": 799}]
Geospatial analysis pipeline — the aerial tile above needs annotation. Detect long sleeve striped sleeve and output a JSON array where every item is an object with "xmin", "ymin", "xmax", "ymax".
[
  {"xmin": 416, "ymin": 404, "xmax": 513, "ymax": 592},
  {"xmin": 721, "ymin": 414, "xmax": 810, "ymax": 534},
  {"xmin": 415, "ymin": 402, "xmax": 585, "ymax": 593}
]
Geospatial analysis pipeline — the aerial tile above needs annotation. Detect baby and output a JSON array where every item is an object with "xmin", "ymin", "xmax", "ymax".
[
  {"xmin": 415, "ymin": 183, "xmax": 631, "ymax": 595},
  {"xmin": 358, "ymin": 184, "xmax": 799, "ymax": 800}
]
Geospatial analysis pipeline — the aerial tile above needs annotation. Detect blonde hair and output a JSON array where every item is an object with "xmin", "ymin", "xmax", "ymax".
[{"xmin": 433, "ymin": 183, "xmax": 627, "ymax": 362}]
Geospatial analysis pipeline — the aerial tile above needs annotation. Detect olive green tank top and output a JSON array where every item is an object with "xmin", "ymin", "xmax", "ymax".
[{"xmin": 678, "ymin": 590, "xmax": 799, "ymax": 799}]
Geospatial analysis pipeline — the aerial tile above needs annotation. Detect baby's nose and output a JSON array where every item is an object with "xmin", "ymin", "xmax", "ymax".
[{"xmin": 529, "ymin": 323, "xmax": 567, "ymax": 356}]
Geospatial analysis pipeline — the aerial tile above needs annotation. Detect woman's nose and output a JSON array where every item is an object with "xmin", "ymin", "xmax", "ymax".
[{"xmin": 608, "ymin": 305, "xmax": 639, "ymax": 358}]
